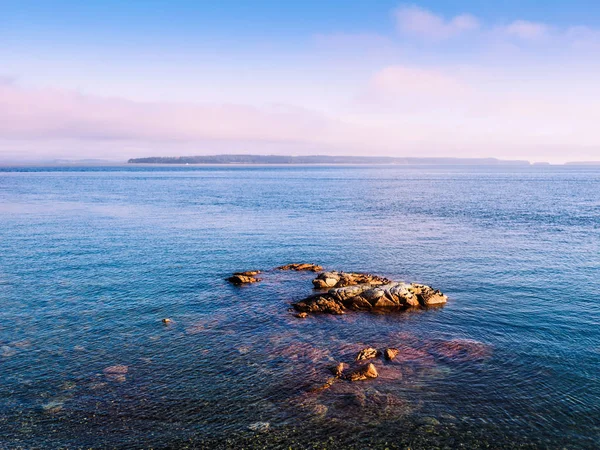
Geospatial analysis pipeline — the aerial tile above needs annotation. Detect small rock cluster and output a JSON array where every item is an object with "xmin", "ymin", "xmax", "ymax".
[
  {"xmin": 226, "ymin": 263, "xmax": 448, "ymax": 315},
  {"xmin": 319, "ymin": 346, "xmax": 399, "ymax": 386}
]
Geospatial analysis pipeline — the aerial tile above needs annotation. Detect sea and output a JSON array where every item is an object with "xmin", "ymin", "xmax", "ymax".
[{"xmin": 0, "ymin": 164, "xmax": 599, "ymax": 449}]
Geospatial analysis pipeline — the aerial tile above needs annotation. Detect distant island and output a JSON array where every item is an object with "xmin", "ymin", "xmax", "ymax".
[{"xmin": 128, "ymin": 154, "xmax": 532, "ymax": 165}]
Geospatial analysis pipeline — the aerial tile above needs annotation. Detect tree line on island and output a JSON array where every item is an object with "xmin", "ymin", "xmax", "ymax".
[{"xmin": 127, "ymin": 154, "xmax": 531, "ymax": 165}]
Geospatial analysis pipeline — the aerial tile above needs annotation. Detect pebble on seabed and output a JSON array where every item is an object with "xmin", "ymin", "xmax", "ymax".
[{"xmin": 248, "ymin": 422, "xmax": 270, "ymax": 433}]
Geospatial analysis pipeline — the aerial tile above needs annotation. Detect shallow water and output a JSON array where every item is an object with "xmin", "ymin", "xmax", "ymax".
[{"xmin": 0, "ymin": 165, "xmax": 599, "ymax": 449}]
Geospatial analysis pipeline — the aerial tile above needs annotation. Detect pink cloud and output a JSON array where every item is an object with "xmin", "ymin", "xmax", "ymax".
[{"xmin": 0, "ymin": 82, "xmax": 338, "ymax": 144}]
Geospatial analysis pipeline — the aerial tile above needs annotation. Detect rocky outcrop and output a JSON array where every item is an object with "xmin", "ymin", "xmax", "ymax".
[
  {"xmin": 312, "ymin": 271, "xmax": 391, "ymax": 289},
  {"xmin": 293, "ymin": 280, "xmax": 447, "ymax": 315},
  {"xmin": 235, "ymin": 270, "xmax": 261, "ymax": 277},
  {"xmin": 227, "ymin": 271, "xmax": 262, "ymax": 285},
  {"xmin": 276, "ymin": 263, "xmax": 323, "ymax": 272}
]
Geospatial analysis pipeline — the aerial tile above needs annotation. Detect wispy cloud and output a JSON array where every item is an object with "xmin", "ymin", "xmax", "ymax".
[{"xmin": 394, "ymin": 5, "xmax": 480, "ymax": 40}]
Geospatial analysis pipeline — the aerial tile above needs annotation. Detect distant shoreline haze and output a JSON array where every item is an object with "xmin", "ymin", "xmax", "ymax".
[{"xmin": 127, "ymin": 155, "xmax": 533, "ymax": 165}]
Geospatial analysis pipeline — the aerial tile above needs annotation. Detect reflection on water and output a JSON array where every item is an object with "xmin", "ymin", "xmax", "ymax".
[{"xmin": 0, "ymin": 165, "xmax": 599, "ymax": 448}]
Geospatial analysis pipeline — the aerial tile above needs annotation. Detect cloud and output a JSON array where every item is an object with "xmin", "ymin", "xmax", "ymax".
[
  {"xmin": 0, "ymin": 82, "xmax": 342, "ymax": 145},
  {"xmin": 394, "ymin": 5, "xmax": 480, "ymax": 40},
  {"xmin": 364, "ymin": 66, "xmax": 467, "ymax": 109},
  {"xmin": 503, "ymin": 20, "xmax": 551, "ymax": 40}
]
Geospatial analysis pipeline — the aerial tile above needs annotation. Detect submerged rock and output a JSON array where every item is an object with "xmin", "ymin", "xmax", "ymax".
[
  {"xmin": 428, "ymin": 339, "xmax": 491, "ymax": 361},
  {"xmin": 248, "ymin": 422, "xmax": 270, "ymax": 433},
  {"xmin": 103, "ymin": 365, "xmax": 128, "ymax": 375},
  {"xmin": 346, "ymin": 363, "xmax": 378, "ymax": 381},
  {"xmin": 103, "ymin": 365, "xmax": 128, "ymax": 382},
  {"xmin": 330, "ymin": 362, "xmax": 346, "ymax": 378},
  {"xmin": 355, "ymin": 347, "xmax": 380, "ymax": 361},
  {"xmin": 276, "ymin": 263, "xmax": 323, "ymax": 272},
  {"xmin": 293, "ymin": 279, "xmax": 447, "ymax": 315}
]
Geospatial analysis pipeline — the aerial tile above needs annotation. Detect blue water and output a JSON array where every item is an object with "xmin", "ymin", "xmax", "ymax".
[{"xmin": 0, "ymin": 165, "xmax": 599, "ymax": 449}]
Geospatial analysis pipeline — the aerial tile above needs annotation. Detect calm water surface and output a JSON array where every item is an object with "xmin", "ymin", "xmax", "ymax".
[{"xmin": 0, "ymin": 165, "xmax": 599, "ymax": 449}]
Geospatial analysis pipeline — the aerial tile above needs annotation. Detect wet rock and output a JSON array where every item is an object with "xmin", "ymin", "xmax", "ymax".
[
  {"xmin": 227, "ymin": 274, "xmax": 261, "ymax": 285},
  {"xmin": 330, "ymin": 362, "xmax": 346, "ymax": 377},
  {"xmin": 355, "ymin": 347, "xmax": 380, "ymax": 361},
  {"xmin": 309, "ymin": 376, "xmax": 338, "ymax": 393},
  {"xmin": 248, "ymin": 422, "xmax": 270, "ymax": 433},
  {"xmin": 276, "ymin": 263, "xmax": 323, "ymax": 272},
  {"xmin": 346, "ymin": 363, "xmax": 378, "ymax": 381},
  {"xmin": 384, "ymin": 348, "xmax": 399, "ymax": 360}
]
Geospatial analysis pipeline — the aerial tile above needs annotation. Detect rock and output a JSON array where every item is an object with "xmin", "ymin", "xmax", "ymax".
[
  {"xmin": 234, "ymin": 270, "xmax": 261, "ymax": 277},
  {"xmin": 346, "ymin": 363, "xmax": 378, "ymax": 381},
  {"xmin": 295, "ymin": 312, "xmax": 308, "ymax": 319},
  {"xmin": 42, "ymin": 400, "xmax": 64, "ymax": 414},
  {"xmin": 293, "ymin": 278, "xmax": 447, "ymax": 315},
  {"xmin": 312, "ymin": 271, "xmax": 340, "ymax": 289},
  {"xmin": 312, "ymin": 271, "xmax": 391, "ymax": 289},
  {"xmin": 162, "ymin": 318, "xmax": 172, "ymax": 324},
  {"xmin": 330, "ymin": 362, "xmax": 346, "ymax": 377},
  {"xmin": 355, "ymin": 347, "xmax": 380, "ymax": 361},
  {"xmin": 227, "ymin": 274, "xmax": 261, "ymax": 285},
  {"xmin": 292, "ymin": 294, "xmax": 345, "ymax": 315},
  {"xmin": 248, "ymin": 422, "xmax": 270, "ymax": 433},
  {"xmin": 276, "ymin": 263, "xmax": 323, "ymax": 272},
  {"xmin": 412, "ymin": 284, "xmax": 448, "ymax": 306},
  {"xmin": 384, "ymin": 348, "xmax": 399, "ymax": 360}
]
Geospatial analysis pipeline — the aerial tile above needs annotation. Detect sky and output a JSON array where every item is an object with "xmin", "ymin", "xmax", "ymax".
[{"xmin": 2, "ymin": 0, "xmax": 600, "ymax": 163}]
